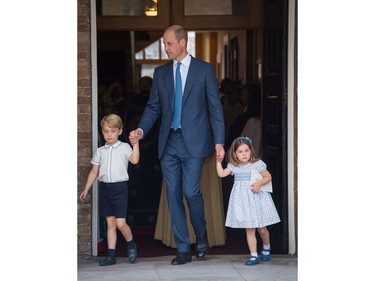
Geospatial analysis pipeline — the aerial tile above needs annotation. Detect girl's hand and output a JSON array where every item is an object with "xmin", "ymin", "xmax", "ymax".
[
  {"xmin": 251, "ymin": 169, "xmax": 272, "ymax": 193},
  {"xmin": 216, "ymin": 156, "xmax": 223, "ymax": 163},
  {"xmin": 250, "ymin": 182, "xmax": 261, "ymax": 193},
  {"xmin": 215, "ymin": 144, "xmax": 225, "ymax": 162}
]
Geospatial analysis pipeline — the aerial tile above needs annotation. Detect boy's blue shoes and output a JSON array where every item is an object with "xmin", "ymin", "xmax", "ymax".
[
  {"xmin": 128, "ymin": 244, "xmax": 138, "ymax": 263},
  {"xmin": 99, "ymin": 256, "xmax": 116, "ymax": 266},
  {"xmin": 245, "ymin": 256, "xmax": 259, "ymax": 266}
]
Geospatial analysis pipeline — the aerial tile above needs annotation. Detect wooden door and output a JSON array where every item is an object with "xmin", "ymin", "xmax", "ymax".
[{"xmin": 262, "ymin": 0, "xmax": 289, "ymax": 253}]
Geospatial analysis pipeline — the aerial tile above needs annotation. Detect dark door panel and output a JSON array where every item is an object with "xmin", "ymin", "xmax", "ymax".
[{"xmin": 262, "ymin": 0, "xmax": 289, "ymax": 254}]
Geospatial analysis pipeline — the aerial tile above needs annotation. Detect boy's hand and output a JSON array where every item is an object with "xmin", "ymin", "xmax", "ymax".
[
  {"xmin": 80, "ymin": 190, "xmax": 88, "ymax": 202},
  {"xmin": 129, "ymin": 129, "xmax": 142, "ymax": 145}
]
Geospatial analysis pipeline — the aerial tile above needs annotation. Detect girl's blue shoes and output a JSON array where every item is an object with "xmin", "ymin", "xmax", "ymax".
[
  {"xmin": 245, "ymin": 248, "xmax": 271, "ymax": 265},
  {"xmin": 261, "ymin": 247, "xmax": 271, "ymax": 261},
  {"xmin": 245, "ymin": 256, "xmax": 259, "ymax": 265}
]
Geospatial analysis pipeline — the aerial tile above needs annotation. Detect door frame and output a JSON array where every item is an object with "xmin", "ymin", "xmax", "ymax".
[
  {"xmin": 287, "ymin": 0, "xmax": 296, "ymax": 255},
  {"xmin": 89, "ymin": 0, "xmax": 297, "ymax": 256},
  {"xmin": 90, "ymin": 1, "xmax": 99, "ymax": 256}
]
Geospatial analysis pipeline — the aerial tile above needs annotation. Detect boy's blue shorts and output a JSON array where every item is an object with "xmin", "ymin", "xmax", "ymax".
[{"xmin": 99, "ymin": 181, "xmax": 128, "ymax": 218}]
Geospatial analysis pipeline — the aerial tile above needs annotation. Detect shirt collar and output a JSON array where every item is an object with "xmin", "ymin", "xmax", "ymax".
[
  {"xmin": 104, "ymin": 140, "xmax": 121, "ymax": 149},
  {"xmin": 174, "ymin": 54, "xmax": 191, "ymax": 68}
]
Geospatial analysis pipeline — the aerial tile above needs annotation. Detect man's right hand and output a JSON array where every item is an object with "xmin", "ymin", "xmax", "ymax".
[{"xmin": 129, "ymin": 129, "xmax": 142, "ymax": 145}]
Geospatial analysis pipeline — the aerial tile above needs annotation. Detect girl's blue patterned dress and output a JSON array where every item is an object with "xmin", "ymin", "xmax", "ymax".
[{"xmin": 225, "ymin": 160, "xmax": 281, "ymax": 228}]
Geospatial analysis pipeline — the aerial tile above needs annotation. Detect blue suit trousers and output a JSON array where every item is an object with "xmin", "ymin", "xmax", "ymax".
[{"xmin": 160, "ymin": 129, "xmax": 206, "ymax": 253}]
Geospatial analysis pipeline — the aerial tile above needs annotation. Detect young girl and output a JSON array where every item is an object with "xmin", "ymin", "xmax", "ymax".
[
  {"xmin": 80, "ymin": 114, "xmax": 140, "ymax": 266},
  {"xmin": 216, "ymin": 136, "xmax": 280, "ymax": 265}
]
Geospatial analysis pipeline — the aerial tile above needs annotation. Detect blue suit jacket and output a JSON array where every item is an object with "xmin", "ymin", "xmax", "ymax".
[{"xmin": 138, "ymin": 56, "xmax": 225, "ymax": 159}]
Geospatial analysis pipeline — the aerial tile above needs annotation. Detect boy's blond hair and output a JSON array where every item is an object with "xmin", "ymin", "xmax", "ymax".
[{"xmin": 100, "ymin": 114, "xmax": 123, "ymax": 129}]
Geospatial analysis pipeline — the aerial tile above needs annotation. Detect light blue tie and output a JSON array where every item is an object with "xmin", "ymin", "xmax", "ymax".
[{"xmin": 172, "ymin": 62, "xmax": 182, "ymax": 130}]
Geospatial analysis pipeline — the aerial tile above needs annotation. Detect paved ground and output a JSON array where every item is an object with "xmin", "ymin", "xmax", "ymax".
[{"xmin": 78, "ymin": 254, "xmax": 297, "ymax": 281}]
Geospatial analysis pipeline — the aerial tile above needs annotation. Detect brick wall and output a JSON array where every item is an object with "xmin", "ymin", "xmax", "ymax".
[{"xmin": 77, "ymin": 0, "xmax": 92, "ymax": 260}]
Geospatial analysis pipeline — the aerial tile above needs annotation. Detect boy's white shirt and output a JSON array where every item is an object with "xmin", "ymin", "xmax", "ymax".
[{"xmin": 250, "ymin": 169, "xmax": 273, "ymax": 193}]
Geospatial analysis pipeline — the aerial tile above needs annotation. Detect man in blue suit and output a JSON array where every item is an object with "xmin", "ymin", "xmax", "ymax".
[{"xmin": 129, "ymin": 25, "xmax": 225, "ymax": 265}]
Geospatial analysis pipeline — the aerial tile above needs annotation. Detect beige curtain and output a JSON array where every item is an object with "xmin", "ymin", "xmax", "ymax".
[{"xmin": 154, "ymin": 154, "xmax": 226, "ymax": 247}]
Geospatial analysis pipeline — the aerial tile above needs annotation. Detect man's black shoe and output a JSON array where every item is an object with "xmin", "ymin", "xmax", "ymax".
[
  {"xmin": 99, "ymin": 256, "xmax": 116, "ymax": 266},
  {"xmin": 128, "ymin": 244, "xmax": 137, "ymax": 263},
  {"xmin": 171, "ymin": 252, "xmax": 192, "ymax": 265},
  {"xmin": 195, "ymin": 232, "xmax": 209, "ymax": 259}
]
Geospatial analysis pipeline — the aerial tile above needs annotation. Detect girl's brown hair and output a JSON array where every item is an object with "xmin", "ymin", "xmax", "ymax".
[{"xmin": 226, "ymin": 137, "xmax": 259, "ymax": 166}]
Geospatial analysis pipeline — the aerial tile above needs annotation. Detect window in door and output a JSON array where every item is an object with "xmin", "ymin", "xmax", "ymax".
[{"xmin": 184, "ymin": 0, "xmax": 250, "ymax": 15}]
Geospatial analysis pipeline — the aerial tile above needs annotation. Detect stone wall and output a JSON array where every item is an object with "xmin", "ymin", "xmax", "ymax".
[{"xmin": 77, "ymin": 0, "xmax": 92, "ymax": 260}]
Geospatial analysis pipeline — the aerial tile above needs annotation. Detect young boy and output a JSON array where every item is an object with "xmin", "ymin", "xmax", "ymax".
[{"xmin": 80, "ymin": 113, "xmax": 140, "ymax": 266}]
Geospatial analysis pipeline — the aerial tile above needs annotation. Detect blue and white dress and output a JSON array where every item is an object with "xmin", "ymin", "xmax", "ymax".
[{"xmin": 225, "ymin": 160, "xmax": 281, "ymax": 228}]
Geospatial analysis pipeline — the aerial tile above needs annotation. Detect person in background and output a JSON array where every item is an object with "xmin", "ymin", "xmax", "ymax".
[
  {"xmin": 124, "ymin": 76, "xmax": 155, "ymax": 140},
  {"xmin": 222, "ymin": 80, "xmax": 244, "ymax": 146},
  {"xmin": 80, "ymin": 114, "xmax": 140, "ymax": 266},
  {"xmin": 129, "ymin": 25, "xmax": 225, "ymax": 265},
  {"xmin": 226, "ymin": 83, "xmax": 261, "ymax": 154},
  {"xmin": 239, "ymin": 83, "xmax": 262, "ymax": 157},
  {"xmin": 219, "ymin": 77, "xmax": 233, "ymax": 101},
  {"xmin": 124, "ymin": 76, "xmax": 163, "ymax": 224},
  {"xmin": 216, "ymin": 137, "xmax": 280, "ymax": 266}
]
